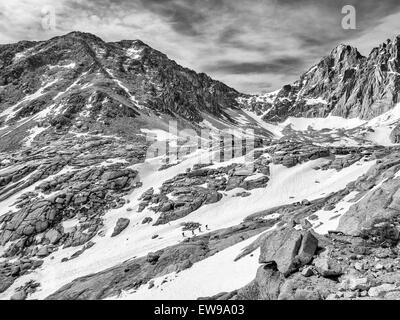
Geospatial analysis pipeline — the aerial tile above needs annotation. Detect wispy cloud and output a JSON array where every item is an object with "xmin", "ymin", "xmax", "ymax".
[{"xmin": 1, "ymin": 0, "xmax": 400, "ymax": 93}]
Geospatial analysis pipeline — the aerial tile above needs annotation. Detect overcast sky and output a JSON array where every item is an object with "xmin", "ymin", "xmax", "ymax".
[{"xmin": 1, "ymin": 0, "xmax": 400, "ymax": 94}]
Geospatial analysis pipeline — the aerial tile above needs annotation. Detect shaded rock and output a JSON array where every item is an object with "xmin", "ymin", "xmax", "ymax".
[
  {"xmin": 337, "ymin": 178, "xmax": 400, "ymax": 236},
  {"xmin": 297, "ymin": 231, "xmax": 318, "ymax": 265},
  {"xmin": 259, "ymin": 227, "xmax": 302, "ymax": 276},
  {"xmin": 236, "ymin": 264, "xmax": 285, "ymax": 300},
  {"xmin": 111, "ymin": 218, "xmax": 130, "ymax": 237},
  {"xmin": 146, "ymin": 252, "xmax": 160, "ymax": 265},
  {"xmin": 36, "ymin": 247, "xmax": 50, "ymax": 257},
  {"xmin": 259, "ymin": 228, "xmax": 318, "ymax": 277},
  {"xmin": 141, "ymin": 217, "xmax": 153, "ymax": 224},
  {"xmin": 390, "ymin": 124, "xmax": 400, "ymax": 144}
]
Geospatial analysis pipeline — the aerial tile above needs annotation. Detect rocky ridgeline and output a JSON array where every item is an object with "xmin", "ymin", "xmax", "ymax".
[
  {"xmin": 239, "ymin": 36, "xmax": 400, "ymax": 123},
  {"xmin": 138, "ymin": 159, "xmax": 270, "ymax": 225},
  {"xmin": 267, "ymin": 140, "xmax": 386, "ymax": 170}
]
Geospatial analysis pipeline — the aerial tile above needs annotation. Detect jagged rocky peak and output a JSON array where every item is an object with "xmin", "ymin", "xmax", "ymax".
[
  {"xmin": 303, "ymin": 44, "xmax": 363, "ymax": 87},
  {"xmin": 329, "ymin": 43, "xmax": 364, "ymax": 64},
  {"xmin": 369, "ymin": 35, "xmax": 400, "ymax": 64},
  {"xmin": 240, "ymin": 35, "xmax": 400, "ymax": 122}
]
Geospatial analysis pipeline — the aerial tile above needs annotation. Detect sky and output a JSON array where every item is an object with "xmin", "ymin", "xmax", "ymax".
[{"xmin": 1, "ymin": 0, "xmax": 400, "ymax": 94}]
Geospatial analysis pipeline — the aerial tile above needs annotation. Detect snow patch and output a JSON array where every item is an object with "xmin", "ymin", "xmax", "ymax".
[
  {"xmin": 24, "ymin": 125, "xmax": 49, "ymax": 146},
  {"xmin": 108, "ymin": 235, "xmax": 261, "ymax": 300},
  {"xmin": 126, "ymin": 47, "xmax": 143, "ymax": 59},
  {"xmin": 304, "ymin": 97, "xmax": 327, "ymax": 105}
]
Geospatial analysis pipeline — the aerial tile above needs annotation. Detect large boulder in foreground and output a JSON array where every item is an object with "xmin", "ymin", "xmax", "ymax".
[
  {"xmin": 337, "ymin": 178, "xmax": 400, "ymax": 236},
  {"xmin": 259, "ymin": 227, "xmax": 318, "ymax": 277}
]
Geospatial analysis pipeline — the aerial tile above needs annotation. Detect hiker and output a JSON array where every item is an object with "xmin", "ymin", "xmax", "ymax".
[
  {"xmin": 191, "ymin": 230, "xmax": 195, "ymax": 236},
  {"xmin": 182, "ymin": 232, "xmax": 185, "ymax": 237},
  {"xmin": 206, "ymin": 224, "xmax": 209, "ymax": 230},
  {"xmin": 198, "ymin": 227, "xmax": 202, "ymax": 232}
]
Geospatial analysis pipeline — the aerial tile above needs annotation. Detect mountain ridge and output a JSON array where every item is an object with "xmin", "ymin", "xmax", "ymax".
[
  {"xmin": 240, "ymin": 34, "xmax": 400, "ymax": 123},
  {"xmin": 0, "ymin": 31, "xmax": 240, "ymax": 131}
]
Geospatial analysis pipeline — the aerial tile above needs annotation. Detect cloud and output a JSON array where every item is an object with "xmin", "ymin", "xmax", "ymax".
[
  {"xmin": 206, "ymin": 57, "xmax": 304, "ymax": 75},
  {"xmin": 1, "ymin": 0, "xmax": 400, "ymax": 94}
]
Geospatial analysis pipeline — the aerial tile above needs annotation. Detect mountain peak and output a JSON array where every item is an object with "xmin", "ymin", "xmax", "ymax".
[
  {"xmin": 329, "ymin": 43, "xmax": 364, "ymax": 62},
  {"xmin": 61, "ymin": 31, "xmax": 105, "ymax": 42}
]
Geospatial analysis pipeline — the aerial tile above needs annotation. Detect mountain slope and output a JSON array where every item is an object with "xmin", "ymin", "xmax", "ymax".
[
  {"xmin": 1, "ymin": 32, "xmax": 400, "ymax": 301},
  {"xmin": 0, "ymin": 31, "xmax": 239, "ymax": 125}
]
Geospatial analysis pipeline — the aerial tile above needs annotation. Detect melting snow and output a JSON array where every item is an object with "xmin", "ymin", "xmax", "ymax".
[
  {"xmin": 24, "ymin": 125, "xmax": 49, "ymax": 146},
  {"xmin": 126, "ymin": 47, "xmax": 143, "ymax": 59},
  {"xmin": 304, "ymin": 97, "xmax": 327, "ymax": 105},
  {"xmin": 0, "ymin": 79, "xmax": 59, "ymax": 121},
  {"xmin": 281, "ymin": 116, "xmax": 365, "ymax": 131},
  {"xmin": 106, "ymin": 69, "xmax": 143, "ymax": 109},
  {"xmin": 311, "ymin": 191, "xmax": 359, "ymax": 234},
  {"xmin": 49, "ymin": 62, "xmax": 76, "ymax": 70}
]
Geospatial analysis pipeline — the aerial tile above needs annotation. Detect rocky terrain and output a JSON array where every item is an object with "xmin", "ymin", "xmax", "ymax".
[{"xmin": 2, "ymin": 31, "xmax": 400, "ymax": 301}]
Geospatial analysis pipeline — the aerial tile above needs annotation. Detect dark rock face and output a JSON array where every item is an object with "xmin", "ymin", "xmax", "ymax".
[
  {"xmin": 235, "ymin": 264, "xmax": 285, "ymax": 300},
  {"xmin": 111, "ymin": 218, "xmax": 130, "ymax": 237},
  {"xmin": 239, "ymin": 37, "xmax": 400, "ymax": 122}
]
